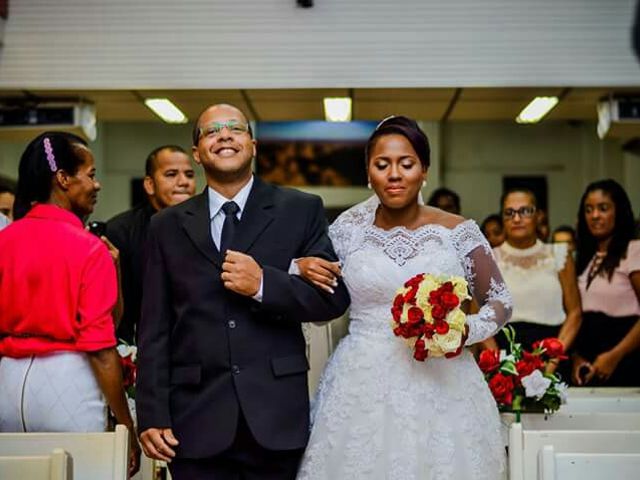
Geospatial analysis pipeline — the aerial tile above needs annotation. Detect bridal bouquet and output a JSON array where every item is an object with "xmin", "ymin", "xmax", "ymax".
[
  {"xmin": 391, "ymin": 273, "xmax": 470, "ymax": 362},
  {"xmin": 478, "ymin": 326, "xmax": 568, "ymax": 415}
]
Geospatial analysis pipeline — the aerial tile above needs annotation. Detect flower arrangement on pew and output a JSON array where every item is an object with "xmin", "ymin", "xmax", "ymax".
[
  {"xmin": 478, "ymin": 326, "xmax": 568, "ymax": 418},
  {"xmin": 116, "ymin": 340, "xmax": 137, "ymax": 423}
]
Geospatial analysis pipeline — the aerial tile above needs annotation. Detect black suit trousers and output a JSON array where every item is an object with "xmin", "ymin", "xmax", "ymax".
[{"xmin": 169, "ymin": 411, "xmax": 304, "ymax": 480}]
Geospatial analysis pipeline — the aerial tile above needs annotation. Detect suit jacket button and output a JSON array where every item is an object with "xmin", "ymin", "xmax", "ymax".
[
  {"xmin": 228, "ymin": 319, "xmax": 236, "ymax": 329},
  {"xmin": 231, "ymin": 365, "xmax": 240, "ymax": 375}
]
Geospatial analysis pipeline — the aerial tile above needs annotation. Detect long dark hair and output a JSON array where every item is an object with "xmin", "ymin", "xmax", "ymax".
[
  {"xmin": 13, "ymin": 132, "xmax": 88, "ymax": 220},
  {"xmin": 576, "ymin": 179, "xmax": 636, "ymax": 280}
]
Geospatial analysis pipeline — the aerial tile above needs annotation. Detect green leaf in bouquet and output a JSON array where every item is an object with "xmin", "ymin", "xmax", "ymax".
[
  {"xmin": 500, "ymin": 360, "xmax": 518, "ymax": 376},
  {"xmin": 540, "ymin": 393, "xmax": 561, "ymax": 414}
]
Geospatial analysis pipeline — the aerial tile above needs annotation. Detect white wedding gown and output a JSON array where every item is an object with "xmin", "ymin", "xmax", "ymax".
[{"xmin": 297, "ymin": 196, "xmax": 513, "ymax": 480}]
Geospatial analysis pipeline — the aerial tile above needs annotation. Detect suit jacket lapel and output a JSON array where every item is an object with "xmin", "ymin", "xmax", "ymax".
[
  {"xmin": 182, "ymin": 190, "xmax": 221, "ymax": 266},
  {"xmin": 233, "ymin": 177, "xmax": 275, "ymax": 254}
]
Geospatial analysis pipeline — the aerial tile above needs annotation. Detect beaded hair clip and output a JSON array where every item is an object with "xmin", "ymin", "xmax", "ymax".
[{"xmin": 43, "ymin": 137, "xmax": 58, "ymax": 172}]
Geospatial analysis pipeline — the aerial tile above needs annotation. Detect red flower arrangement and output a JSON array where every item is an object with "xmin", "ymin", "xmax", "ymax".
[
  {"xmin": 391, "ymin": 273, "xmax": 470, "ymax": 362},
  {"xmin": 117, "ymin": 341, "xmax": 137, "ymax": 400},
  {"xmin": 479, "ymin": 326, "xmax": 568, "ymax": 414}
]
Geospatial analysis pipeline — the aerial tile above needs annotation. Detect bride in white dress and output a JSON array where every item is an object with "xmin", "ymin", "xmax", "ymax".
[{"xmin": 295, "ymin": 116, "xmax": 512, "ymax": 480}]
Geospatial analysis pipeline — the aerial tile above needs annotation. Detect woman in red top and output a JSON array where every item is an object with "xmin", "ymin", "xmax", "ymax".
[{"xmin": 0, "ymin": 132, "xmax": 139, "ymax": 476}]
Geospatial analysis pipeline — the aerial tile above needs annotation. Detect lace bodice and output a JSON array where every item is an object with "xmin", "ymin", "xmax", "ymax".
[{"xmin": 329, "ymin": 196, "xmax": 512, "ymax": 345}]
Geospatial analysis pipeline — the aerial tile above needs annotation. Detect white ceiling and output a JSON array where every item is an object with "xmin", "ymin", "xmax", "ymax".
[{"xmin": 1, "ymin": 87, "xmax": 638, "ymax": 124}]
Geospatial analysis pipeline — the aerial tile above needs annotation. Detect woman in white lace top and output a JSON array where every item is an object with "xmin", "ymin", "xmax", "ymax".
[
  {"xmin": 492, "ymin": 189, "xmax": 581, "ymax": 361},
  {"xmin": 294, "ymin": 116, "xmax": 512, "ymax": 480}
]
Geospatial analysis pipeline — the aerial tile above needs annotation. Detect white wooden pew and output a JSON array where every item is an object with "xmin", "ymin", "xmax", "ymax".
[
  {"xmin": 0, "ymin": 425, "xmax": 129, "ymax": 480},
  {"xmin": 0, "ymin": 448, "xmax": 71, "ymax": 480},
  {"xmin": 539, "ymin": 445, "xmax": 640, "ymax": 480},
  {"xmin": 520, "ymin": 412, "xmax": 640, "ymax": 431},
  {"xmin": 508, "ymin": 423, "xmax": 640, "ymax": 480},
  {"xmin": 561, "ymin": 388, "xmax": 640, "ymax": 414}
]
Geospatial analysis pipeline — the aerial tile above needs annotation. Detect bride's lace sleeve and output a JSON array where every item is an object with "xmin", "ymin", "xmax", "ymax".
[{"xmin": 453, "ymin": 221, "xmax": 513, "ymax": 345}]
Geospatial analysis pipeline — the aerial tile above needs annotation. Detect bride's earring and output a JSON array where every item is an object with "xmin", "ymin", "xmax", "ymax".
[
  {"xmin": 367, "ymin": 181, "xmax": 372, "ymax": 189},
  {"xmin": 422, "ymin": 180, "xmax": 427, "ymax": 188}
]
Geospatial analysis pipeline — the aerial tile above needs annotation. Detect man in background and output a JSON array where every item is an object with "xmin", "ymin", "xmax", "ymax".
[
  {"xmin": 106, "ymin": 145, "xmax": 196, "ymax": 343},
  {"xmin": 427, "ymin": 187, "xmax": 461, "ymax": 215},
  {"xmin": 0, "ymin": 176, "xmax": 16, "ymax": 221}
]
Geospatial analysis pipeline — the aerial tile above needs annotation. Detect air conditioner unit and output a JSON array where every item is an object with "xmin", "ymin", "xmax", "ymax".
[
  {"xmin": 597, "ymin": 96, "xmax": 640, "ymax": 140},
  {"xmin": 0, "ymin": 102, "xmax": 96, "ymax": 141}
]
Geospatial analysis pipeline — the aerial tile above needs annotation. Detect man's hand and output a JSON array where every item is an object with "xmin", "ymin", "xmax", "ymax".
[
  {"xmin": 221, "ymin": 250, "xmax": 263, "ymax": 296},
  {"xmin": 139, "ymin": 428, "xmax": 179, "ymax": 462}
]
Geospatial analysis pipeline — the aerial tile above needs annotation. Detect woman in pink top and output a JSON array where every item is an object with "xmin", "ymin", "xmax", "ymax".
[
  {"xmin": 573, "ymin": 179, "xmax": 640, "ymax": 386},
  {"xmin": 0, "ymin": 132, "xmax": 139, "ymax": 476}
]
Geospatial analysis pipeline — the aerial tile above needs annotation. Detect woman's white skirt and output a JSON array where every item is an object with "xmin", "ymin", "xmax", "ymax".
[{"xmin": 0, "ymin": 351, "xmax": 107, "ymax": 432}]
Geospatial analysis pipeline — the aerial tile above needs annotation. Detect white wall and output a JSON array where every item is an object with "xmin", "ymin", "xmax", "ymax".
[
  {"xmin": 1, "ymin": 0, "xmax": 638, "ymax": 89},
  {"xmin": 443, "ymin": 121, "xmax": 626, "ymax": 228},
  {"xmin": 0, "ymin": 120, "xmax": 634, "ymax": 229}
]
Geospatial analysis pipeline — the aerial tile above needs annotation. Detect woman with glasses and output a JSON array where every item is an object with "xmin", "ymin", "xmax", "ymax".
[
  {"xmin": 492, "ymin": 188, "xmax": 581, "ymax": 362},
  {"xmin": 572, "ymin": 179, "xmax": 640, "ymax": 386}
]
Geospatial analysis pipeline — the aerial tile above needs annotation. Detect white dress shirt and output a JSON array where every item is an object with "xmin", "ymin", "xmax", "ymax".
[{"xmin": 207, "ymin": 176, "xmax": 263, "ymax": 301}]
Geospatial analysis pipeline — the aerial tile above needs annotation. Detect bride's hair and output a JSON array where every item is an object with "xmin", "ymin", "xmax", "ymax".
[{"xmin": 365, "ymin": 115, "xmax": 430, "ymax": 169}]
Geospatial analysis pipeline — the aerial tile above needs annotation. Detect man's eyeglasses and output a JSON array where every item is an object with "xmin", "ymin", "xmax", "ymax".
[
  {"xmin": 199, "ymin": 120, "xmax": 250, "ymax": 139},
  {"xmin": 502, "ymin": 206, "xmax": 536, "ymax": 219}
]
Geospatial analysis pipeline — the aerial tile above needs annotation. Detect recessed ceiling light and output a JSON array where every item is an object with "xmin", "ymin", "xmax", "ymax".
[
  {"xmin": 323, "ymin": 97, "xmax": 352, "ymax": 122},
  {"xmin": 144, "ymin": 98, "xmax": 188, "ymax": 124},
  {"xmin": 516, "ymin": 97, "xmax": 559, "ymax": 124}
]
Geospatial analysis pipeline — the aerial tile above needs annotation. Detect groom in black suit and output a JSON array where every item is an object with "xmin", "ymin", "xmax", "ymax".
[{"xmin": 136, "ymin": 103, "xmax": 350, "ymax": 479}]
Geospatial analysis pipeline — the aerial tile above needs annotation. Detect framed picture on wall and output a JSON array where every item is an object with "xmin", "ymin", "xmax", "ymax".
[{"xmin": 255, "ymin": 121, "xmax": 377, "ymax": 187}]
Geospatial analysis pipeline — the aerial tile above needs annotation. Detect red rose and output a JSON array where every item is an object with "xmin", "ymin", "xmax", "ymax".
[
  {"xmin": 428, "ymin": 290, "xmax": 442, "ymax": 305},
  {"xmin": 535, "ymin": 338, "xmax": 566, "ymax": 359},
  {"xmin": 404, "ymin": 274, "xmax": 424, "ymax": 289},
  {"xmin": 488, "ymin": 373, "xmax": 515, "ymax": 405},
  {"xmin": 515, "ymin": 351, "xmax": 544, "ymax": 378},
  {"xmin": 441, "ymin": 292, "xmax": 459, "ymax": 310},
  {"xmin": 413, "ymin": 339, "xmax": 428, "ymax": 361},
  {"xmin": 393, "ymin": 294, "xmax": 404, "ymax": 310},
  {"xmin": 120, "ymin": 355, "xmax": 136, "ymax": 389},
  {"xmin": 423, "ymin": 323, "xmax": 435, "ymax": 339},
  {"xmin": 441, "ymin": 282, "xmax": 454, "ymax": 293},
  {"xmin": 404, "ymin": 287, "xmax": 418, "ymax": 304},
  {"xmin": 391, "ymin": 306, "xmax": 402, "ymax": 322},
  {"xmin": 431, "ymin": 304, "xmax": 446, "ymax": 321},
  {"xmin": 478, "ymin": 349, "xmax": 501, "ymax": 373},
  {"xmin": 407, "ymin": 306, "xmax": 424, "ymax": 325},
  {"xmin": 407, "ymin": 322, "xmax": 424, "ymax": 338},
  {"xmin": 434, "ymin": 319, "xmax": 450, "ymax": 335}
]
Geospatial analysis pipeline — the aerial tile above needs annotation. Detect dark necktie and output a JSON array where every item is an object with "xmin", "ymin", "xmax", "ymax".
[{"xmin": 220, "ymin": 201, "xmax": 240, "ymax": 255}]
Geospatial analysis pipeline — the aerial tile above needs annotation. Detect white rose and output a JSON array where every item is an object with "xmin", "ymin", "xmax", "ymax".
[
  {"xmin": 446, "ymin": 309, "xmax": 466, "ymax": 331},
  {"xmin": 452, "ymin": 277, "xmax": 470, "ymax": 301},
  {"xmin": 425, "ymin": 337, "xmax": 445, "ymax": 357},
  {"xmin": 433, "ymin": 329, "xmax": 463, "ymax": 354},
  {"xmin": 521, "ymin": 370, "xmax": 552, "ymax": 400},
  {"xmin": 116, "ymin": 344, "xmax": 137, "ymax": 362}
]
